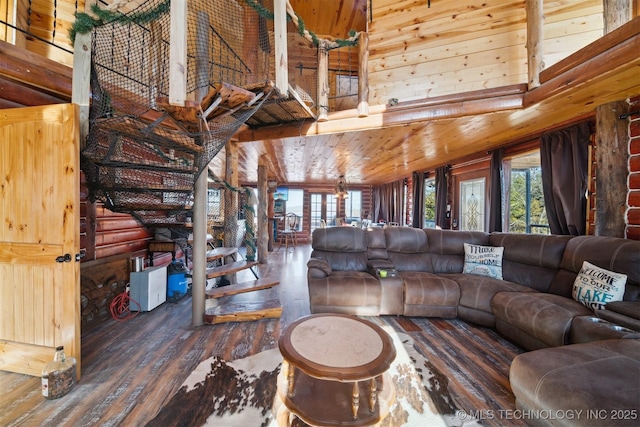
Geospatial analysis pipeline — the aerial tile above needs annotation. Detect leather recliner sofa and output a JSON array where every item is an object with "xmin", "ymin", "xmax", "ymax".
[{"xmin": 306, "ymin": 226, "xmax": 640, "ymax": 426}]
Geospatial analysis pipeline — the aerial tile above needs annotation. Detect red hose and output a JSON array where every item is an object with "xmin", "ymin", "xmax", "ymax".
[{"xmin": 110, "ymin": 289, "xmax": 141, "ymax": 322}]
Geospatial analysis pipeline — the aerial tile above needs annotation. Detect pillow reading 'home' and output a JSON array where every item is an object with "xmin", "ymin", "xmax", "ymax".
[
  {"xmin": 463, "ymin": 243, "xmax": 503, "ymax": 280},
  {"xmin": 572, "ymin": 261, "xmax": 626, "ymax": 311}
]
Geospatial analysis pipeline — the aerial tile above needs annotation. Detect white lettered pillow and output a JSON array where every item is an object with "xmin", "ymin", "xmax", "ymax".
[
  {"xmin": 463, "ymin": 243, "xmax": 504, "ymax": 280},
  {"xmin": 572, "ymin": 261, "xmax": 627, "ymax": 311}
]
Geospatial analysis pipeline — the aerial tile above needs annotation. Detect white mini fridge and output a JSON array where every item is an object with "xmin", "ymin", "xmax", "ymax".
[{"xmin": 130, "ymin": 265, "xmax": 167, "ymax": 311}]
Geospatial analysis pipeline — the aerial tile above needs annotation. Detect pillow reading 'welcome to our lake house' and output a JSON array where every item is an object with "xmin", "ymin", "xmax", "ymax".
[
  {"xmin": 572, "ymin": 261, "xmax": 627, "ymax": 311},
  {"xmin": 463, "ymin": 243, "xmax": 504, "ymax": 280}
]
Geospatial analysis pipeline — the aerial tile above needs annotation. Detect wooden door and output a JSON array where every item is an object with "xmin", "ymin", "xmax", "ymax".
[{"xmin": 0, "ymin": 104, "xmax": 81, "ymax": 377}]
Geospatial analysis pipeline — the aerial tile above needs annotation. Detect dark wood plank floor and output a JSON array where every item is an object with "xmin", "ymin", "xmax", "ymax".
[{"xmin": 0, "ymin": 244, "xmax": 526, "ymax": 426}]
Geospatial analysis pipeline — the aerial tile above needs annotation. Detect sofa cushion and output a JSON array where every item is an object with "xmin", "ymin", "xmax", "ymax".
[
  {"xmin": 446, "ymin": 274, "xmax": 536, "ymax": 327},
  {"xmin": 462, "ymin": 243, "xmax": 504, "ymax": 280},
  {"xmin": 492, "ymin": 292, "xmax": 592, "ymax": 348},
  {"xmin": 365, "ymin": 227, "xmax": 388, "ymax": 260},
  {"xmin": 308, "ymin": 271, "xmax": 382, "ymax": 316},
  {"xmin": 489, "ymin": 233, "xmax": 572, "ymax": 292},
  {"xmin": 401, "ymin": 271, "xmax": 460, "ymax": 318},
  {"xmin": 510, "ymin": 339, "xmax": 640, "ymax": 426},
  {"xmin": 425, "ymin": 229, "xmax": 490, "ymax": 274},
  {"xmin": 310, "ymin": 227, "xmax": 369, "ymax": 271},
  {"xmin": 384, "ymin": 227, "xmax": 432, "ymax": 272},
  {"xmin": 572, "ymin": 261, "xmax": 627, "ymax": 311},
  {"xmin": 549, "ymin": 235, "xmax": 640, "ymax": 300}
]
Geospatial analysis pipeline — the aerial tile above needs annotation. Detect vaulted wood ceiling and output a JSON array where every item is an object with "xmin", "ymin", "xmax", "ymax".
[
  {"xmin": 205, "ymin": 1, "xmax": 640, "ymax": 187},
  {"xmin": 1, "ymin": 0, "xmax": 638, "ymax": 189}
]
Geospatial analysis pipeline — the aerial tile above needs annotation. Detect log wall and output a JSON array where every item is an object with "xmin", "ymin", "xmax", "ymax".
[
  {"xmin": 628, "ymin": 95, "xmax": 640, "ymax": 240},
  {"xmin": 368, "ymin": 0, "xmax": 604, "ymax": 104}
]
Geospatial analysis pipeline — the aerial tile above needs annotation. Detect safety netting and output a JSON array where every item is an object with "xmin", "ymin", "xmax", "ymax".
[
  {"xmin": 74, "ymin": 0, "xmax": 360, "ymax": 259},
  {"xmin": 79, "ymin": 0, "xmax": 274, "ymax": 231}
]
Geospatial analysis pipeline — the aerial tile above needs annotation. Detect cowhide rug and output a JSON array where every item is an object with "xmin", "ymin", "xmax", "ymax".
[{"xmin": 146, "ymin": 326, "xmax": 480, "ymax": 427}]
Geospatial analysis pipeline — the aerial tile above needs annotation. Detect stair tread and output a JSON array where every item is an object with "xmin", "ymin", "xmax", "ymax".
[
  {"xmin": 206, "ymin": 247, "xmax": 238, "ymax": 262},
  {"xmin": 204, "ymin": 290, "xmax": 282, "ymax": 324},
  {"xmin": 206, "ymin": 278, "xmax": 279, "ymax": 299},
  {"xmin": 205, "ymin": 260, "xmax": 258, "ymax": 279}
]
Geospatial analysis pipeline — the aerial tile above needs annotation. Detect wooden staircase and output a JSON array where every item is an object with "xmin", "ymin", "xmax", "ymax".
[{"xmin": 198, "ymin": 247, "xmax": 281, "ymax": 324}]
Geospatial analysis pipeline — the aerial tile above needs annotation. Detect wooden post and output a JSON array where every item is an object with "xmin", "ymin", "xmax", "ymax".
[
  {"xmin": 595, "ymin": 102, "xmax": 628, "ymax": 237},
  {"xmin": 317, "ymin": 40, "xmax": 330, "ymax": 122},
  {"xmin": 192, "ymin": 10, "xmax": 210, "ymax": 327},
  {"xmin": 594, "ymin": 1, "xmax": 632, "ymax": 237},
  {"xmin": 257, "ymin": 163, "xmax": 268, "ymax": 263},
  {"xmin": 526, "ymin": 0, "xmax": 544, "ymax": 89},
  {"xmin": 603, "ymin": 0, "xmax": 632, "ymax": 33},
  {"xmin": 72, "ymin": 0, "xmax": 95, "ymax": 148},
  {"xmin": 224, "ymin": 142, "xmax": 239, "ymax": 281},
  {"xmin": 72, "ymin": 32, "xmax": 92, "ymax": 150},
  {"xmin": 169, "ymin": 0, "xmax": 187, "ymax": 106},
  {"xmin": 274, "ymin": 0, "xmax": 288, "ymax": 96},
  {"xmin": 357, "ymin": 32, "xmax": 369, "ymax": 117}
]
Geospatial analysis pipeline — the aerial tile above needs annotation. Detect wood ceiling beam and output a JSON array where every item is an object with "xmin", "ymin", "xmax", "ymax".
[{"xmin": 235, "ymin": 84, "xmax": 527, "ymax": 142}]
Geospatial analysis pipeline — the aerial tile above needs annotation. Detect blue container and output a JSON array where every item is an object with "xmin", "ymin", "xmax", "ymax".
[{"xmin": 167, "ymin": 261, "xmax": 188, "ymax": 300}]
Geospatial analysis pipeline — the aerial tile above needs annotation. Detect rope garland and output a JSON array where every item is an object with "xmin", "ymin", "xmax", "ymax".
[
  {"xmin": 70, "ymin": 0, "xmax": 170, "ymax": 43},
  {"xmin": 244, "ymin": 0, "xmax": 359, "ymax": 49}
]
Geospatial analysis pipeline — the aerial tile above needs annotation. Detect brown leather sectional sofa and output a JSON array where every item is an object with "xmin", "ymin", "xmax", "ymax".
[{"xmin": 307, "ymin": 226, "xmax": 640, "ymax": 426}]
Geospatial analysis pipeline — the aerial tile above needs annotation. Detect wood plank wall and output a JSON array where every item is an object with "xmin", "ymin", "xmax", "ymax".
[
  {"xmin": 8, "ymin": 0, "xmax": 80, "ymax": 66},
  {"xmin": 368, "ymin": 0, "xmax": 604, "ymax": 105}
]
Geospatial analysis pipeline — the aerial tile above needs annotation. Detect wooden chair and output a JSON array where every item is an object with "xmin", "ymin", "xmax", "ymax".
[{"xmin": 279, "ymin": 212, "xmax": 299, "ymax": 250}]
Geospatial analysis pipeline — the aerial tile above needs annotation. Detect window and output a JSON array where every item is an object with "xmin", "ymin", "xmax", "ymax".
[
  {"xmin": 310, "ymin": 194, "xmax": 323, "ymax": 230},
  {"xmin": 460, "ymin": 178, "xmax": 485, "ymax": 231},
  {"xmin": 287, "ymin": 189, "xmax": 304, "ymax": 231},
  {"xmin": 310, "ymin": 193, "xmax": 337, "ymax": 230},
  {"xmin": 508, "ymin": 151, "xmax": 549, "ymax": 234},
  {"xmin": 423, "ymin": 178, "xmax": 436, "ymax": 228},
  {"xmin": 345, "ymin": 190, "xmax": 362, "ymax": 223}
]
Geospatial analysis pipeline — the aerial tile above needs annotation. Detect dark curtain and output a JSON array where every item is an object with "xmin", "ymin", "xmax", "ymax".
[
  {"xmin": 502, "ymin": 160, "xmax": 512, "ymax": 231},
  {"xmin": 489, "ymin": 148, "xmax": 504, "ymax": 232},
  {"xmin": 435, "ymin": 166, "xmax": 448, "ymax": 229},
  {"xmin": 412, "ymin": 171, "xmax": 427, "ymax": 228},
  {"xmin": 372, "ymin": 179, "xmax": 405, "ymax": 224},
  {"xmin": 540, "ymin": 122, "xmax": 590, "ymax": 235}
]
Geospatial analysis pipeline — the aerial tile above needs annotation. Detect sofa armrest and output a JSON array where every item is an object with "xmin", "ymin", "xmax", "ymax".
[
  {"xmin": 602, "ymin": 301, "xmax": 640, "ymax": 320},
  {"xmin": 596, "ymin": 301, "xmax": 640, "ymax": 332},
  {"xmin": 307, "ymin": 258, "xmax": 332, "ymax": 278}
]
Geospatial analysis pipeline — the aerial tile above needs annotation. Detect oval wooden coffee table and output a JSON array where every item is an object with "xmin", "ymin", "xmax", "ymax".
[{"xmin": 275, "ymin": 313, "xmax": 396, "ymax": 426}]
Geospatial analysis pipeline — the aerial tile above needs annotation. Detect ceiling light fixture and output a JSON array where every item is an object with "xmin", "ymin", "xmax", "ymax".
[{"xmin": 335, "ymin": 175, "xmax": 349, "ymax": 199}]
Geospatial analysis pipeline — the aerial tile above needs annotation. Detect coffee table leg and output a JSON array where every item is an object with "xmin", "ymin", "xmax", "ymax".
[
  {"xmin": 287, "ymin": 364, "xmax": 296, "ymax": 397},
  {"xmin": 368, "ymin": 377, "xmax": 378, "ymax": 411},
  {"xmin": 352, "ymin": 381, "xmax": 360, "ymax": 419}
]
